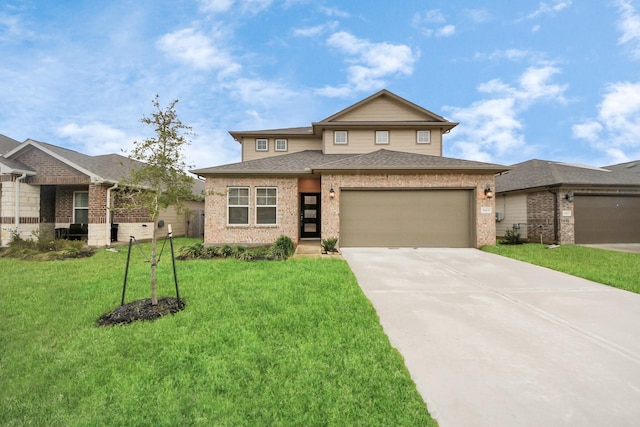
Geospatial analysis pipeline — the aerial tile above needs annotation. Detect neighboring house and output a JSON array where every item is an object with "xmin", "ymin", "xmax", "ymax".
[
  {"xmin": 192, "ymin": 90, "xmax": 507, "ymax": 248},
  {"xmin": 495, "ymin": 159, "xmax": 640, "ymax": 245},
  {"xmin": 0, "ymin": 135, "xmax": 205, "ymax": 247}
]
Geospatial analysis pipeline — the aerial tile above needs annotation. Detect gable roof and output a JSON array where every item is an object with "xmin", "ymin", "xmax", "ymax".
[
  {"xmin": 604, "ymin": 160, "xmax": 640, "ymax": 175},
  {"xmin": 496, "ymin": 159, "xmax": 640, "ymax": 193},
  {"xmin": 0, "ymin": 134, "xmax": 21, "ymax": 155},
  {"xmin": 5, "ymin": 139, "xmax": 142, "ymax": 183},
  {"xmin": 192, "ymin": 149, "xmax": 506, "ymax": 176}
]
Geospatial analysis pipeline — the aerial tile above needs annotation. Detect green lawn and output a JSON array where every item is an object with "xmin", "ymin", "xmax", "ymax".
[
  {"xmin": 482, "ymin": 243, "xmax": 640, "ymax": 294},
  {"xmin": 0, "ymin": 238, "xmax": 436, "ymax": 426}
]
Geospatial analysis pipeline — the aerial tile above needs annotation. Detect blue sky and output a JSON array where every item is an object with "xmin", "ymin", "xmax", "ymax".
[{"xmin": 1, "ymin": 0, "xmax": 640, "ymax": 169}]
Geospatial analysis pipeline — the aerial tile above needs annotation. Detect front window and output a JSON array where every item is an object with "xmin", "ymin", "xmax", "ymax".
[
  {"xmin": 73, "ymin": 191, "xmax": 89, "ymax": 223},
  {"xmin": 256, "ymin": 187, "xmax": 277, "ymax": 225},
  {"xmin": 376, "ymin": 130, "xmax": 389, "ymax": 144},
  {"xmin": 334, "ymin": 131, "xmax": 348, "ymax": 145},
  {"xmin": 256, "ymin": 138, "xmax": 268, "ymax": 151},
  {"xmin": 228, "ymin": 187, "xmax": 249, "ymax": 225},
  {"xmin": 275, "ymin": 139, "xmax": 288, "ymax": 151}
]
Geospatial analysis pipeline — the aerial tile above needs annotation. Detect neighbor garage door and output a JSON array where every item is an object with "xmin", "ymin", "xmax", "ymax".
[
  {"xmin": 574, "ymin": 195, "xmax": 640, "ymax": 244},
  {"xmin": 340, "ymin": 189, "xmax": 474, "ymax": 247}
]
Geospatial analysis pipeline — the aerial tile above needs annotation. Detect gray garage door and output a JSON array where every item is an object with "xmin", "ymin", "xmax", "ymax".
[
  {"xmin": 340, "ymin": 189, "xmax": 474, "ymax": 247},
  {"xmin": 574, "ymin": 195, "xmax": 640, "ymax": 244}
]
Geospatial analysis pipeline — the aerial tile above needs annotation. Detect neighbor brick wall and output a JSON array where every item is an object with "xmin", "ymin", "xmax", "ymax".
[
  {"xmin": 320, "ymin": 173, "xmax": 497, "ymax": 248},
  {"xmin": 17, "ymin": 147, "xmax": 89, "ymax": 185},
  {"xmin": 204, "ymin": 177, "xmax": 298, "ymax": 245}
]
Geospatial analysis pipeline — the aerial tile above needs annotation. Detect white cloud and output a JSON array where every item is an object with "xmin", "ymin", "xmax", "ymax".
[
  {"xmin": 56, "ymin": 122, "xmax": 135, "ymax": 156},
  {"xmin": 445, "ymin": 65, "xmax": 568, "ymax": 163},
  {"xmin": 320, "ymin": 31, "xmax": 417, "ymax": 96},
  {"xmin": 412, "ymin": 9, "xmax": 455, "ymax": 37},
  {"xmin": 573, "ymin": 81, "xmax": 640, "ymax": 163},
  {"xmin": 463, "ymin": 9, "xmax": 492, "ymax": 24},
  {"xmin": 157, "ymin": 28, "xmax": 241, "ymax": 75},
  {"xmin": 319, "ymin": 6, "xmax": 350, "ymax": 18},
  {"xmin": 614, "ymin": 0, "xmax": 640, "ymax": 59},
  {"xmin": 198, "ymin": 0, "xmax": 234, "ymax": 13},
  {"xmin": 522, "ymin": 1, "xmax": 573, "ymax": 20},
  {"xmin": 293, "ymin": 21, "xmax": 338, "ymax": 38}
]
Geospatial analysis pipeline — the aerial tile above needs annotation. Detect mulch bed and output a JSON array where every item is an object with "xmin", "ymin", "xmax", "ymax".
[{"xmin": 97, "ymin": 297, "xmax": 185, "ymax": 326}]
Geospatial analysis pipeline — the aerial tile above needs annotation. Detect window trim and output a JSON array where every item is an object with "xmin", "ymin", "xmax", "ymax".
[
  {"xmin": 227, "ymin": 186, "xmax": 250, "ymax": 226},
  {"xmin": 256, "ymin": 138, "xmax": 268, "ymax": 151},
  {"xmin": 275, "ymin": 139, "xmax": 288, "ymax": 152},
  {"xmin": 73, "ymin": 191, "xmax": 89, "ymax": 223},
  {"xmin": 375, "ymin": 130, "xmax": 390, "ymax": 145},
  {"xmin": 334, "ymin": 130, "xmax": 348, "ymax": 145},
  {"xmin": 255, "ymin": 187, "xmax": 278, "ymax": 225},
  {"xmin": 417, "ymin": 130, "xmax": 431, "ymax": 144}
]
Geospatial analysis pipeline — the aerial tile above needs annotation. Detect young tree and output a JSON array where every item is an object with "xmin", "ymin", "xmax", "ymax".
[{"xmin": 121, "ymin": 95, "xmax": 195, "ymax": 305}]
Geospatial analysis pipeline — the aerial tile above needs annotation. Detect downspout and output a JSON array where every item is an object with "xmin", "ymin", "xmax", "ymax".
[
  {"xmin": 14, "ymin": 173, "xmax": 27, "ymax": 235},
  {"xmin": 106, "ymin": 183, "xmax": 118, "ymax": 247}
]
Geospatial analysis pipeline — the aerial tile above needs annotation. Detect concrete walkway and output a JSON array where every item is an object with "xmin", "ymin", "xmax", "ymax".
[{"xmin": 341, "ymin": 248, "xmax": 640, "ymax": 427}]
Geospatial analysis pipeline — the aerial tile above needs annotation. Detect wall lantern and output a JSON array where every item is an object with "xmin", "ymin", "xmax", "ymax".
[
  {"xmin": 484, "ymin": 186, "xmax": 493, "ymax": 199},
  {"xmin": 329, "ymin": 187, "xmax": 336, "ymax": 199},
  {"xmin": 565, "ymin": 192, "xmax": 574, "ymax": 202}
]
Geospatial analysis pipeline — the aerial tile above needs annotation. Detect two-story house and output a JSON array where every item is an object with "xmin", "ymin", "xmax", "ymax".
[{"xmin": 192, "ymin": 89, "xmax": 508, "ymax": 248}]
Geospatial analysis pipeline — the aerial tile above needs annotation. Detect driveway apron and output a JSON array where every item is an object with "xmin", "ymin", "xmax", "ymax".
[{"xmin": 341, "ymin": 248, "xmax": 640, "ymax": 427}]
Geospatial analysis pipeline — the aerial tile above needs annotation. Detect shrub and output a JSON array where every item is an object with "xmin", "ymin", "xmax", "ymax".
[
  {"xmin": 321, "ymin": 237, "xmax": 339, "ymax": 253},
  {"xmin": 219, "ymin": 244, "xmax": 233, "ymax": 258},
  {"xmin": 270, "ymin": 235, "xmax": 295, "ymax": 260},
  {"xmin": 501, "ymin": 228, "xmax": 521, "ymax": 245}
]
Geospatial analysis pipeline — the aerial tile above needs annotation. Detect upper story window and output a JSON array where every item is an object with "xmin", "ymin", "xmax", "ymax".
[
  {"xmin": 73, "ymin": 191, "xmax": 89, "ymax": 223},
  {"xmin": 256, "ymin": 187, "xmax": 277, "ymax": 225},
  {"xmin": 334, "ymin": 131, "xmax": 348, "ymax": 145},
  {"xmin": 375, "ymin": 131, "xmax": 389, "ymax": 145},
  {"xmin": 417, "ymin": 130, "xmax": 431, "ymax": 144},
  {"xmin": 256, "ymin": 138, "xmax": 268, "ymax": 151},
  {"xmin": 227, "ymin": 187, "xmax": 249, "ymax": 225},
  {"xmin": 275, "ymin": 139, "xmax": 288, "ymax": 152}
]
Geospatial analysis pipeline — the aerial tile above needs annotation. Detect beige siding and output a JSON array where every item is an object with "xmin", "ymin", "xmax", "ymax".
[
  {"xmin": 323, "ymin": 129, "xmax": 442, "ymax": 155},
  {"xmin": 241, "ymin": 137, "xmax": 322, "ymax": 161},
  {"xmin": 496, "ymin": 193, "xmax": 528, "ymax": 239},
  {"xmin": 337, "ymin": 96, "xmax": 433, "ymax": 121}
]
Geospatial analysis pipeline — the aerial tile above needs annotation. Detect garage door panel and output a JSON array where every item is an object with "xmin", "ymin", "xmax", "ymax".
[
  {"xmin": 340, "ymin": 190, "xmax": 473, "ymax": 247},
  {"xmin": 575, "ymin": 195, "xmax": 640, "ymax": 244}
]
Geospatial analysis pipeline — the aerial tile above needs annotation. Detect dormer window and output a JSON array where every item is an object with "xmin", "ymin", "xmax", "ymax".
[
  {"xmin": 334, "ymin": 131, "xmax": 348, "ymax": 145},
  {"xmin": 417, "ymin": 130, "xmax": 431, "ymax": 144},
  {"xmin": 376, "ymin": 131, "xmax": 389, "ymax": 145},
  {"xmin": 275, "ymin": 139, "xmax": 288, "ymax": 152},
  {"xmin": 256, "ymin": 138, "xmax": 268, "ymax": 151}
]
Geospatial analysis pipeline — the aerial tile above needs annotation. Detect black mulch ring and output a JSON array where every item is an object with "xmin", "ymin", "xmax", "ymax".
[{"xmin": 97, "ymin": 297, "xmax": 185, "ymax": 326}]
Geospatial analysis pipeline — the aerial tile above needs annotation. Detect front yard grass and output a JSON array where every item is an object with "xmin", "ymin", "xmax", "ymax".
[
  {"xmin": 482, "ymin": 243, "xmax": 640, "ymax": 294},
  {"xmin": 0, "ymin": 238, "xmax": 436, "ymax": 426}
]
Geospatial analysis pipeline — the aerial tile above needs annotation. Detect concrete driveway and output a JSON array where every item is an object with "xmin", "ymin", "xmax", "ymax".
[{"xmin": 341, "ymin": 248, "xmax": 640, "ymax": 427}]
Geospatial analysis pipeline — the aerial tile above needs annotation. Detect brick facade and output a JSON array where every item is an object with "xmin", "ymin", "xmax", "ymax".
[{"xmin": 204, "ymin": 173, "xmax": 497, "ymax": 248}]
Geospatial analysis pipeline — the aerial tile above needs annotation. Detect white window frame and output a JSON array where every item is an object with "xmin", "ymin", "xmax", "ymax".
[
  {"xmin": 227, "ymin": 187, "xmax": 250, "ymax": 225},
  {"xmin": 275, "ymin": 139, "xmax": 288, "ymax": 152},
  {"xmin": 334, "ymin": 130, "xmax": 348, "ymax": 145},
  {"xmin": 73, "ymin": 191, "xmax": 89, "ymax": 223},
  {"xmin": 375, "ymin": 130, "xmax": 389, "ymax": 145},
  {"xmin": 255, "ymin": 187, "xmax": 278, "ymax": 225},
  {"xmin": 417, "ymin": 130, "xmax": 431, "ymax": 144},
  {"xmin": 256, "ymin": 138, "xmax": 268, "ymax": 151}
]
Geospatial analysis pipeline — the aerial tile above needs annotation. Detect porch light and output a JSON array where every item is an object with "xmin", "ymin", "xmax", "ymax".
[
  {"xmin": 565, "ymin": 192, "xmax": 574, "ymax": 202},
  {"xmin": 484, "ymin": 186, "xmax": 493, "ymax": 199},
  {"xmin": 329, "ymin": 188, "xmax": 335, "ymax": 198}
]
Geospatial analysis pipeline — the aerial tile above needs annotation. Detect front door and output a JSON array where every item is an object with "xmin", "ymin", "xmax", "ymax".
[{"xmin": 300, "ymin": 193, "xmax": 321, "ymax": 238}]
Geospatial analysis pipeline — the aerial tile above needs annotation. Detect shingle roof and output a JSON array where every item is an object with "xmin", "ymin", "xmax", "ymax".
[
  {"xmin": 192, "ymin": 149, "xmax": 507, "ymax": 175},
  {"xmin": 604, "ymin": 160, "xmax": 640, "ymax": 175},
  {"xmin": 496, "ymin": 159, "xmax": 640, "ymax": 193},
  {"xmin": 0, "ymin": 134, "xmax": 21, "ymax": 155}
]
